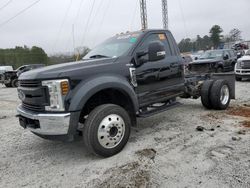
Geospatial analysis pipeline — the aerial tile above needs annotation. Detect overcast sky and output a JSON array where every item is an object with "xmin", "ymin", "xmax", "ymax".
[{"xmin": 0, "ymin": 0, "xmax": 249, "ymax": 55}]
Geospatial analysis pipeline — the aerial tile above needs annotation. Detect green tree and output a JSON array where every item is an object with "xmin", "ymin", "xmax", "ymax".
[
  {"xmin": 209, "ymin": 25, "xmax": 223, "ymax": 48},
  {"xmin": 0, "ymin": 46, "xmax": 49, "ymax": 69}
]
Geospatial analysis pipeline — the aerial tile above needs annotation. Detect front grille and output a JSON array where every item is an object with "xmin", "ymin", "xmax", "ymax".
[
  {"xmin": 242, "ymin": 61, "xmax": 250, "ymax": 69},
  {"xmin": 22, "ymin": 102, "xmax": 45, "ymax": 112},
  {"xmin": 19, "ymin": 80, "xmax": 47, "ymax": 112},
  {"xmin": 189, "ymin": 64, "xmax": 211, "ymax": 73},
  {"xmin": 19, "ymin": 80, "xmax": 41, "ymax": 88}
]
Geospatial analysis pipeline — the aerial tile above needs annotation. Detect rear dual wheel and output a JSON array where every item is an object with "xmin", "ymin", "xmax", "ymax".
[
  {"xmin": 201, "ymin": 80, "xmax": 231, "ymax": 110},
  {"xmin": 83, "ymin": 104, "xmax": 131, "ymax": 157}
]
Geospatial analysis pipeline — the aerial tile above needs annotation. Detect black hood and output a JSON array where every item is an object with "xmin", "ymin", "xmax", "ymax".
[
  {"xmin": 19, "ymin": 58, "xmax": 117, "ymax": 80},
  {"xmin": 191, "ymin": 58, "xmax": 222, "ymax": 65}
]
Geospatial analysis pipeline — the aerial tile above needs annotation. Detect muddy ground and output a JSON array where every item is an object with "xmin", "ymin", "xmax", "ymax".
[{"xmin": 0, "ymin": 81, "xmax": 249, "ymax": 188}]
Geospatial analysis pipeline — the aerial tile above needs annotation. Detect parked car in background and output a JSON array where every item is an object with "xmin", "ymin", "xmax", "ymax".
[
  {"xmin": 2, "ymin": 64, "xmax": 45, "ymax": 87},
  {"xmin": 189, "ymin": 49, "xmax": 237, "ymax": 73},
  {"xmin": 0, "ymin": 66, "xmax": 13, "ymax": 86},
  {"xmin": 182, "ymin": 55, "xmax": 193, "ymax": 74},
  {"xmin": 190, "ymin": 51, "xmax": 204, "ymax": 61},
  {"xmin": 235, "ymin": 49, "xmax": 250, "ymax": 81}
]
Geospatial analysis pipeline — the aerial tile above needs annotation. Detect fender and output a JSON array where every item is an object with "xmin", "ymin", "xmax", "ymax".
[
  {"xmin": 217, "ymin": 61, "xmax": 224, "ymax": 68},
  {"xmin": 68, "ymin": 75, "xmax": 139, "ymax": 113}
]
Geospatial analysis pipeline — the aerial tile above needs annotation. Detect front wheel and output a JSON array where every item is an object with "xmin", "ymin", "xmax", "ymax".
[
  {"xmin": 216, "ymin": 67, "xmax": 223, "ymax": 73},
  {"xmin": 11, "ymin": 79, "xmax": 18, "ymax": 87},
  {"xmin": 83, "ymin": 104, "xmax": 131, "ymax": 157},
  {"xmin": 4, "ymin": 83, "xmax": 12, "ymax": 88}
]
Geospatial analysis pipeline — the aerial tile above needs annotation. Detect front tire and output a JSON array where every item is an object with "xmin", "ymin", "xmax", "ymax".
[
  {"xmin": 4, "ymin": 83, "xmax": 12, "ymax": 88},
  {"xmin": 83, "ymin": 104, "xmax": 131, "ymax": 157},
  {"xmin": 11, "ymin": 79, "xmax": 18, "ymax": 87},
  {"xmin": 216, "ymin": 67, "xmax": 223, "ymax": 73},
  {"xmin": 210, "ymin": 80, "xmax": 231, "ymax": 110}
]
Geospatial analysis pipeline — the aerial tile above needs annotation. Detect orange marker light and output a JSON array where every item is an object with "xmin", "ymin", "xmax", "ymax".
[{"xmin": 61, "ymin": 81, "xmax": 69, "ymax": 95}]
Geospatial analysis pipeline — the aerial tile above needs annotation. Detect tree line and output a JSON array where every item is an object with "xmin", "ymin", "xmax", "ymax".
[
  {"xmin": 0, "ymin": 46, "xmax": 90, "ymax": 69},
  {"xmin": 0, "ymin": 46, "xmax": 49, "ymax": 69},
  {"xmin": 178, "ymin": 25, "xmax": 242, "ymax": 53}
]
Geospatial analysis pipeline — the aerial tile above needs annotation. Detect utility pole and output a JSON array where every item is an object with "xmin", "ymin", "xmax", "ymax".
[
  {"xmin": 162, "ymin": 0, "xmax": 168, "ymax": 29},
  {"xmin": 140, "ymin": 0, "xmax": 148, "ymax": 30}
]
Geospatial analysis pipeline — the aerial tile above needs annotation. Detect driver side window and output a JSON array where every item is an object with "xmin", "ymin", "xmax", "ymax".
[{"xmin": 138, "ymin": 33, "xmax": 172, "ymax": 57}]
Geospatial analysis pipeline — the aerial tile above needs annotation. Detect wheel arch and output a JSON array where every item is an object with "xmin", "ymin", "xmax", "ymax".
[{"xmin": 68, "ymin": 75, "xmax": 139, "ymax": 133}]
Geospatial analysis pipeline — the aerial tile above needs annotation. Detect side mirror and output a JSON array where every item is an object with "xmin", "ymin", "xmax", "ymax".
[
  {"xmin": 237, "ymin": 52, "xmax": 242, "ymax": 59},
  {"xmin": 223, "ymin": 54, "xmax": 229, "ymax": 60},
  {"xmin": 148, "ymin": 41, "xmax": 166, "ymax": 62},
  {"xmin": 195, "ymin": 57, "xmax": 198, "ymax": 60},
  {"xmin": 134, "ymin": 51, "xmax": 147, "ymax": 67}
]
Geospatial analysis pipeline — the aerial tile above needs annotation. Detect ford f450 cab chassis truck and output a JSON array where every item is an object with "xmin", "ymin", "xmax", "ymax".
[{"xmin": 16, "ymin": 30, "xmax": 235, "ymax": 157}]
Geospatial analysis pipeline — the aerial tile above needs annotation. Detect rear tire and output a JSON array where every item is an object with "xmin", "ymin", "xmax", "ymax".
[
  {"xmin": 11, "ymin": 79, "xmax": 18, "ymax": 87},
  {"xmin": 210, "ymin": 80, "xmax": 231, "ymax": 110},
  {"xmin": 201, "ymin": 80, "xmax": 214, "ymax": 109},
  {"xmin": 83, "ymin": 104, "xmax": 131, "ymax": 157}
]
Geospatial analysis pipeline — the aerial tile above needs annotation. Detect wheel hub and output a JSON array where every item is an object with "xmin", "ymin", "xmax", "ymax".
[
  {"xmin": 220, "ymin": 85, "xmax": 229, "ymax": 105},
  {"xmin": 98, "ymin": 114, "xmax": 125, "ymax": 149}
]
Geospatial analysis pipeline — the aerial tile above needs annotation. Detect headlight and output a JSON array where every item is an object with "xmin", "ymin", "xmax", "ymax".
[
  {"xmin": 236, "ymin": 61, "xmax": 243, "ymax": 69},
  {"xmin": 42, "ymin": 79, "xmax": 69, "ymax": 111}
]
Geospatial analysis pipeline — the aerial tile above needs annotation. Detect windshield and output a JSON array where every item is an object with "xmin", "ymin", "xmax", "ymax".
[
  {"xmin": 84, "ymin": 33, "xmax": 141, "ymax": 59},
  {"xmin": 199, "ymin": 50, "xmax": 223, "ymax": 60},
  {"xmin": 245, "ymin": 50, "xmax": 250, "ymax": 56}
]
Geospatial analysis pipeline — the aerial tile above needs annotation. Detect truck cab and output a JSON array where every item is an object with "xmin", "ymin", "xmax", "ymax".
[{"xmin": 16, "ymin": 30, "xmax": 234, "ymax": 157}]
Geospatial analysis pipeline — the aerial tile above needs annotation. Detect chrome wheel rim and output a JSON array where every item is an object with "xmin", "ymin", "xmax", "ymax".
[
  {"xmin": 220, "ymin": 85, "xmax": 229, "ymax": 105},
  {"xmin": 97, "ymin": 114, "xmax": 125, "ymax": 149}
]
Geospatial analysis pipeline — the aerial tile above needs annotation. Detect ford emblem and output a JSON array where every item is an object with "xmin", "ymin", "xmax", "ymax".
[{"xmin": 18, "ymin": 90, "xmax": 25, "ymax": 101}]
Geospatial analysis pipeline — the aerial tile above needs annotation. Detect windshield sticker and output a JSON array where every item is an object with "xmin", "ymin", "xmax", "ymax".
[
  {"xmin": 117, "ymin": 35, "xmax": 131, "ymax": 40},
  {"xmin": 130, "ymin": 37, "xmax": 137, "ymax": 43},
  {"xmin": 158, "ymin": 34, "xmax": 166, "ymax": 40}
]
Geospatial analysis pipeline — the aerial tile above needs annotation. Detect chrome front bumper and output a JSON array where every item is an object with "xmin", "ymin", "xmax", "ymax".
[
  {"xmin": 235, "ymin": 69, "xmax": 250, "ymax": 76},
  {"xmin": 17, "ymin": 105, "xmax": 71, "ymax": 136}
]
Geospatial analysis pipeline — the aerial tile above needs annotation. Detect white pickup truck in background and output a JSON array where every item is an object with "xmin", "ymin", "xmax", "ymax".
[{"xmin": 235, "ymin": 49, "xmax": 250, "ymax": 81}]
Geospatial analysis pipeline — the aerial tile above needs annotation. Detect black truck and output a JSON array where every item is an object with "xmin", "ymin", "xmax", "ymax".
[
  {"xmin": 16, "ymin": 30, "xmax": 235, "ymax": 157},
  {"xmin": 189, "ymin": 49, "xmax": 237, "ymax": 73},
  {"xmin": 1, "ymin": 64, "xmax": 44, "ymax": 88}
]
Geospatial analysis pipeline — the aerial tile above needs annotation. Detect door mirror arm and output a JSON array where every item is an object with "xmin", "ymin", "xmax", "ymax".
[{"xmin": 134, "ymin": 51, "xmax": 148, "ymax": 67}]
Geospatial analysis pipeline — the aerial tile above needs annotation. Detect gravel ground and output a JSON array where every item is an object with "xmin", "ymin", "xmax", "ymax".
[{"xmin": 0, "ymin": 81, "xmax": 249, "ymax": 188}]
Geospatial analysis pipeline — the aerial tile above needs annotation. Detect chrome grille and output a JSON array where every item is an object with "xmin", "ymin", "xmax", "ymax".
[{"xmin": 242, "ymin": 61, "xmax": 250, "ymax": 69}]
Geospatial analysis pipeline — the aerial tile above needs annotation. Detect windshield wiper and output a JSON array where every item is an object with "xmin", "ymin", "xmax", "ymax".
[{"xmin": 89, "ymin": 54, "xmax": 110, "ymax": 59}]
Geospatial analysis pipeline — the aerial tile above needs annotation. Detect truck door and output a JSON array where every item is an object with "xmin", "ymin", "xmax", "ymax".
[{"xmin": 134, "ymin": 32, "xmax": 184, "ymax": 106}]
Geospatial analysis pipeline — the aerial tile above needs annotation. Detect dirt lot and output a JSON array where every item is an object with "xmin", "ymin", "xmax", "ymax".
[{"xmin": 0, "ymin": 81, "xmax": 250, "ymax": 188}]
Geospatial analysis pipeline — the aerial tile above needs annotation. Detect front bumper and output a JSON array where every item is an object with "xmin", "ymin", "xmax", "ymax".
[
  {"xmin": 235, "ymin": 68, "xmax": 250, "ymax": 77},
  {"xmin": 17, "ymin": 105, "xmax": 71, "ymax": 136}
]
